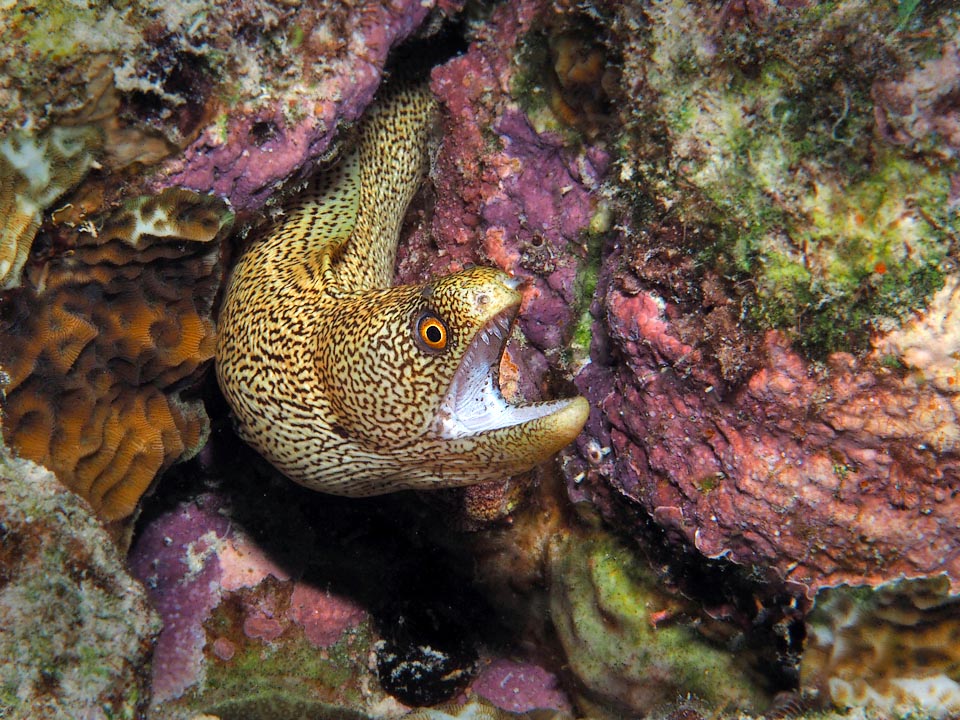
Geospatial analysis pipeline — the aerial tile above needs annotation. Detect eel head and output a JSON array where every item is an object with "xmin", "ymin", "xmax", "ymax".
[{"xmin": 314, "ymin": 266, "xmax": 589, "ymax": 494}]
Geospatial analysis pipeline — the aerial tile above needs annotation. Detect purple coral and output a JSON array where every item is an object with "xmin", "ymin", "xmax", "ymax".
[
  {"xmin": 471, "ymin": 658, "xmax": 573, "ymax": 714},
  {"xmin": 287, "ymin": 583, "xmax": 368, "ymax": 648},
  {"xmin": 155, "ymin": 0, "xmax": 440, "ymax": 212},
  {"xmin": 127, "ymin": 497, "xmax": 230, "ymax": 703}
]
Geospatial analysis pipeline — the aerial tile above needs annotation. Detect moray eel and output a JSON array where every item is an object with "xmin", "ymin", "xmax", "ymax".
[{"xmin": 215, "ymin": 85, "xmax": 589, "ymax": 496}]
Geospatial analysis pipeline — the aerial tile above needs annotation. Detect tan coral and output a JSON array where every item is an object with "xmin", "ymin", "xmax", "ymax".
[
  {"xmin": 0, "ymin": 125, "xmax": 101, "ymax": 289},
  {"xmin": 876, "ymin": 275, "xmax": 960, "ymax": 394},
  {"xmin": 801, "ymin": 577, "xmax": 960, "ymax": 718},
  {"xmin": 0, "ymin": 187, "xmax": 231, "ymax": 521}
]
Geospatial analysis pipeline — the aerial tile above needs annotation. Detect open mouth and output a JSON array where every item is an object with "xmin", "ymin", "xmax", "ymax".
[{"xmin": 430, "ymin": 305, "xmax": 579, "ymax": 440}]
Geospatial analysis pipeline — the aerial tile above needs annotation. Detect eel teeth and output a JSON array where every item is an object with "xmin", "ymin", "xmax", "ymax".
[{"xmin": 431, "ymin": 306, "xmax": 572, "ymax": 439}]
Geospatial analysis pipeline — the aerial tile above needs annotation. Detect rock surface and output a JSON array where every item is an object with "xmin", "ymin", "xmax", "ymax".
[
  {"xmin": 0, "ymin": 446, "xmax": 160, "ymax": 719},
  {"xmin": 3, "ymin": 0, "xmax": 960, "ymax": 718}
]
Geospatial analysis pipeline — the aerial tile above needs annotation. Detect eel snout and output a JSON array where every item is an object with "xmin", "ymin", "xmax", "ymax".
[{"xmin": 428, "ymin": 267, "xmax": 590, "ymax": 472}]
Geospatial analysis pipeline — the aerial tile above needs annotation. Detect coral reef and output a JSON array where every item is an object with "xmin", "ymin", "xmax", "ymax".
[
  {"xmin": 471, "ymin": 659, "xmax": 572, "ymax": 715},
  {"xmin": 414, "ymin": 3, "xmax": 960, "ymax": 715},
  {"xmin": 127, "ymin": 494, "xmax": 232, "ymax": 707},
  {"xmin": 5, "ymin": 0, "xmax": 960, "ymax": 717},
  {"xmin": 0, "ymin": 126, "xmax": 101, "ymax": 289},
  {"xmin": 0, "ymin": 445, "xmax": 160, "ymax": 719},
  {"xmin": 155, "ymin": 0, "xmax": 448, "ymax": 212},
  {"xmin": 551, "ymin": 0, "xmax": 960, "ymax": 598},
  {"xmin": 0, "ymin": 188, "xmax": 232, "ymax": 521},
  {"xmin": 611, "ymin": 0, "xmax": 956, "ymax": 357},
  {"xmin": 548, "ymin": 530, "xmax": 769, "ymax": 718},
  {"xmin": 127, "ymin": 484, "xmax": 387, "ymax": 718},
  {"xmin": 0, "ymin": 0, "xmax": 458, "ymax": 207},
  {"xmin": 801, "ymin": 576, "xmax": 960, "ymax": 718}
]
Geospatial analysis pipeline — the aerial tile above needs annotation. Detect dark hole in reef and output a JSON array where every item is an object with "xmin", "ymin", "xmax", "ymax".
[
  {"xmin": 249, "ymin": 120, "xmax": 280, "ymax": 146},
  {"xmin": 622, "ymin": 504, "xmax": 807, "ymax": 694},
  {"xmin": 120, "ymin": 44, "xmax": 213, "ymax": 136},
  {"xmin": 383, "ymin": 6, "xmax": 470, "ymax": 81},
  {"xmin": 124, "ymin": 89, "xmax": 167, "ymax": 123}
]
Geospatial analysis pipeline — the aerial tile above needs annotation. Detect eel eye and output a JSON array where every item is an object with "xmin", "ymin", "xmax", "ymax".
[{"xmin": 416, "ymin": 312, "xmax": 448, "ymax": 352}]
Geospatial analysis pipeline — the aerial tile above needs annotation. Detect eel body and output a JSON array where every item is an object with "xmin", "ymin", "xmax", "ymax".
[{"xmin": 215, "ymin": 85, "xmax": 589, "ymax": 496}]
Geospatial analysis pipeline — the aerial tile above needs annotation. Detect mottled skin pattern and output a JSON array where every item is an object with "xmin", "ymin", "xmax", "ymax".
[{"xmin": 216, "ymin": 85, "xmax": 588, "ymax": 496}]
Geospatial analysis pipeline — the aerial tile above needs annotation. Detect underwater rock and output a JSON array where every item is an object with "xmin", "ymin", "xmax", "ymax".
[
  {"xmin": 0, "ymin": 445, "xmax": 160, "ymax": 719},
  {"xmin": 128, "ymin": 494, "xmax": 232, "ymax": 708},
  {"xmin": 547, "ymin": 529, "xmax": 769, "ymax": 718},
  {"xmin": 609, "ymin": 0, "xmax": 955, "ymax": 358},
  {"xmin": 127, "ymin": 490, "xmax": 384, "ymax": 718},
  {"xmin": 403, "ymin": 697, "xmax": 573, "ymax": 720},
  {"xmin": 544, "ymin": 0, "xmax": 960, "ymax": 599},
  {"xmin": 801, "ymin": 576, "xmax": 960, "ymax": 718},
  {"xmin": 155, "ymin": 0, "xmax": 455, "ymax": 212},
  {"xmin": 0, "ymin": 188, "xmax": 232, "ymax": 522},
  {"xmin": 471, "ymin": 659, "xmax": 573, "ymax": 716},
  {"xmin": 571, "ymin": 278, "xmax": 960, "ymax": 595},
  {"xmin": 1, "ymin": 0, "xmax": 456, "ymax": 209}
]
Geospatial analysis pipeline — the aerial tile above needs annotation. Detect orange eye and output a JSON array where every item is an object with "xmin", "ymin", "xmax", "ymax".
[{"xmin": 416, "ymin": 312, "xmax": 448, "ymax": 351}]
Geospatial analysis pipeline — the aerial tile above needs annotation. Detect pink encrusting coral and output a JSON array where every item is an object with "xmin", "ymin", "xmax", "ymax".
[
  {"xmin": 567, "ymin": 251, "xmax": 960, "ymax": 598},
  {"xmin": 287, "ymin": 583, "xmax": 369, "ymax": 648},
  {"xmin": 154, "ymin": 0, "xmax": 445, "ymax": 211},
  {"xmin": 126, "ymin": 488, "xmax": 377, "ymax": 712},
  {"xmin": 127, "ymin": 496, "xmax": 231, "ymax": 704},
  {"xmin": 471, "ymin": 658, "xmax": 573, "ymax": 715}
]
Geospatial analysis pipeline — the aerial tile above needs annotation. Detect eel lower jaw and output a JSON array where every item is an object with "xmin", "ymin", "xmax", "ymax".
[{"xmin": 430, "ymin": 305, "xmax": 583, "ymax": 441}]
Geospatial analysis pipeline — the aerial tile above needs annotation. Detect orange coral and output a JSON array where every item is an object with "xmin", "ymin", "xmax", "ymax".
[{"xmin": 0, "ymin": 188, "xmax": 231, "ymax": 521}]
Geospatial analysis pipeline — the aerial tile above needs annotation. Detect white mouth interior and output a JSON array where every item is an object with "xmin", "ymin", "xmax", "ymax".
[{"xmin": 431, "ymin": 308, "xmax": 574, "ymax": 439}]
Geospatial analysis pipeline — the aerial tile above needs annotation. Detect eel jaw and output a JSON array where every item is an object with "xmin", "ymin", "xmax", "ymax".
[{"xmin": 430, "ymin": 305, "xmax": 583, "ymax": 441}]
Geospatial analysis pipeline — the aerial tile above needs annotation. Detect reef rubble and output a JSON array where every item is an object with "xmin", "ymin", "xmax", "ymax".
[{"xmin": 1, "ymin": 0, "xmax": 959, "ymax": 718}]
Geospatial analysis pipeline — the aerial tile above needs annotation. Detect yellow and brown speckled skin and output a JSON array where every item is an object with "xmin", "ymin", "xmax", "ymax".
[{"xmin": 215, "ymin": 85, "xmax": 588, "ymax": 496}]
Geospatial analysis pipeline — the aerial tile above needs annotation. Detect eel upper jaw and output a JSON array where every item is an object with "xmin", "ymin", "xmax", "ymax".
[{"xmin": 430, "ymin": 305, "xmax": 578, "ymax": 440}]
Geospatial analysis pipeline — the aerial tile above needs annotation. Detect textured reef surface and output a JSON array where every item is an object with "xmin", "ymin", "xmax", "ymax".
[
  {"xmin": 0, "ymin": 445, "xmax": 160, "ymax": 718},
  {"xmin": 2, "ymin": 0, "xmax": 960, "ymax": 719}
]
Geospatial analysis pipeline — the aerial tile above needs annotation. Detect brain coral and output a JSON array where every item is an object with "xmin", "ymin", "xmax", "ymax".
[{"xmin": 0, "ymin": 188, "xmax": 231, "ymax": 521}]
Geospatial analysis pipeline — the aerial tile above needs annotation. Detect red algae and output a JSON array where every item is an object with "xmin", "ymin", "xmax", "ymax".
[{"xmin": 287, "ymin": 583, "xmax": 368, "ymax": 648}]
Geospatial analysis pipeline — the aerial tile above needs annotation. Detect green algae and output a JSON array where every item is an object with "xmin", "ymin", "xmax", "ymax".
[
  {"xmin": 183, "ymin": 594, "xmax": 379, "ymax": 718},
  {"xmin": 3, "ymin": 0, "xmax": 139, "ymax": 65},
  {"xmin": 615, "ymin": 0, "xmax": 959, "ymax": 357},
  {"xmin": 548, "ymin": 530, "xmax": 769, "ymax": 717},
  {"xmin": 568, "ymin": 213, "xmax": 608, "ymax": 368}
]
